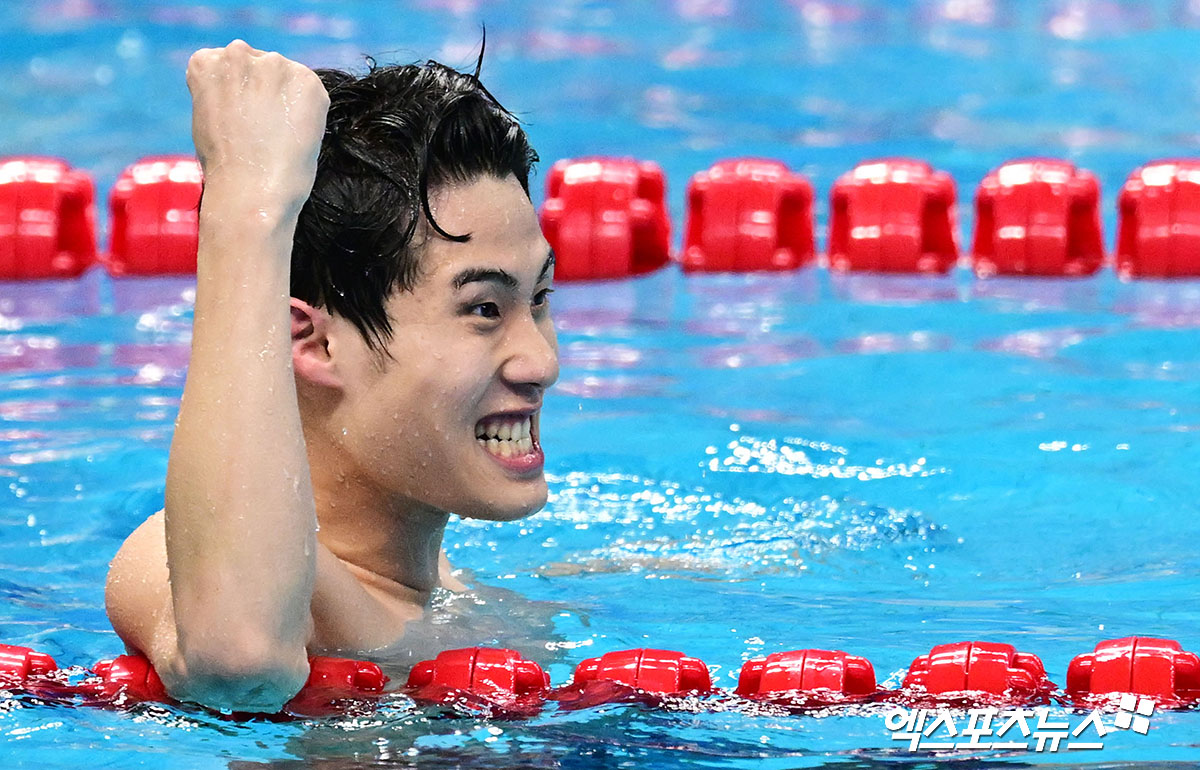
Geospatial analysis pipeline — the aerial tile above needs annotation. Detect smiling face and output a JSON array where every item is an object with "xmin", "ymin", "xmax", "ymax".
[{"xmin": 332, "ymin": 174, "xmax": 558, "ymax": 521}]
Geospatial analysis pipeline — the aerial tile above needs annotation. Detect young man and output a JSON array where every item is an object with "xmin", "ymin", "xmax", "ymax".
[{"xmin": 104, "ymin": 41, "xmax": 558, "ymax": 713}]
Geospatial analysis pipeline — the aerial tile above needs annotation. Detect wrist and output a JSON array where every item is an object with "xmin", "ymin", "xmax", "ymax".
[
  {"xmin": 199, "ymin": 184, "xmax": 304, "ymax": 237},
  {"xmin": 194, "ymin": 185, "xmax": 303, "ymax": 282},
  {"xmin": 200, "ymin": 170, "xmax": 313, "ymax": 225}
]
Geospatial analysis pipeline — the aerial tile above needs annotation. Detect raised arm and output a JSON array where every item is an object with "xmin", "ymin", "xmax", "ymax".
[{"xmin": 109, "ymin": 41, "xmax": 329, "ymax": 711}]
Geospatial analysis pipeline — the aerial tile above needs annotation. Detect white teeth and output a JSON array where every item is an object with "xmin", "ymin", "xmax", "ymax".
[
  {"xmin": 476, "ymin": 415, "xmax": 537, "ymax": 459},
  {"xmin": 475, "ymin": 418, "xmax": 533, "ymax": 438}
]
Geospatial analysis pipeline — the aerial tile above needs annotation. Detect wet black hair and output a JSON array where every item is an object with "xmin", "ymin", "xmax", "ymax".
[{"xmin": 291, "ymin": 46, "xmax": 538, "ymax": 352}]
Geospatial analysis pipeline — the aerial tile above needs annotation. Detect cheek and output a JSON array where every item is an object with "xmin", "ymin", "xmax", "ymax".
[{"xmin": 359, "ymin": 351, "xmax": 492, "ymax": 454}]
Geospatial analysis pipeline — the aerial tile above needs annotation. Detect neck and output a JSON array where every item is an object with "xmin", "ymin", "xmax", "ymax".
[{"xmin": 308, "ymin": 448, "xmax": 450, "ymax": 604}]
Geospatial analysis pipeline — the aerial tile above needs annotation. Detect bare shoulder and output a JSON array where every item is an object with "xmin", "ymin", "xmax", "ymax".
[
  {"xmin": 105, "ymin": 510, "xmax": 176, "ymax": 657},
  {"xmin": 105, "ymin": 510, "xmax": 452, "ymax": 660}
]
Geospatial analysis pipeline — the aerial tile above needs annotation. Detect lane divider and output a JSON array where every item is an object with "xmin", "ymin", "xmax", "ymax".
[
  {"xmin": 1117, "ymin": 160, "xmax": 1200, "ymax": 279},
  {"xmin": 107, "ymin": 155, "xmax": 202, "ymax": 276},
  {"xmin": 9, "ymin": 154, "xmax": 1200, "ymax": 282},
  {"xmin": 0, "ymin": 157, "xmax": 97, "ymax": 279},
  {"xmin": 539, "ymin": 157, "xmax": 671, "ymax": 281},
  {"xmin": 0, "ymin": 643, "xmax": 387, "ymax": 718},
  {"xmin": 682, "ymin": 158, "xmax": 815, "ymax": 273},
  {"xmin": 901, "ymin": 641, "xmax": 1055, "ymax": 707},
  {"xmin": 1066, "ymin": 637, "xmax": 1200, "ymax": 709},
  {"xmin": 973, "ymin": 158, "xmax": 1103, "ymax": 278},
  {"xmin": 828, "ymin": 158, "xmax": 958, "ymax": 274},
  {"xmin": 2, "ymin": 636, "xmax": 1197, "ymax": 718},
  {"xmin": 735, "ymin": 648, "xmax": 878, "ymax": 708}
]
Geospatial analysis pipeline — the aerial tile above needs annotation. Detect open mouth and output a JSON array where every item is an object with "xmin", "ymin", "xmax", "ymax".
[{"xmin": 475, "ymin": 413, "xmax": 539, "ymax": 460}]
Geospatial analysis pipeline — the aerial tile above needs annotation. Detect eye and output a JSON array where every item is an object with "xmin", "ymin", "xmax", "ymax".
[
  {"xmin": 532, "ymin": 288, "xmax": 554, "ymax": 310},
  {"xmin": 470, "ymin": 302, "xmax": 501, "ymax": 319}
]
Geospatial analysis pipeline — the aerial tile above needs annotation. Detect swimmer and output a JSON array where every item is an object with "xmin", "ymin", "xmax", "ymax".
[{"xmin": 104, "ymin": 40, "xmax": 558, "ymax": 712}]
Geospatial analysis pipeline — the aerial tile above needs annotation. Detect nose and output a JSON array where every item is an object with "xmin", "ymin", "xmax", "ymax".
[{"xmin": 500, "ymin": 314, "xmax": 559, "ymax": 395}]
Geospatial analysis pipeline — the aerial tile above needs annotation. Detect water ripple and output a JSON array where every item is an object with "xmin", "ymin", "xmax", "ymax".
[
  {"xmin": 454, "ymin": 470, "xmax": 942, "ymax": 577},
  {"xmin": 707, "ymin": 435, "xmax": 943, "ymax": 482}
]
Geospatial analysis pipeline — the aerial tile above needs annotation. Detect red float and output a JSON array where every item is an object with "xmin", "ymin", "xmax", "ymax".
[
  {"xmin": 107, "ymin": 155, "xmax": 203, "ymax": 276},
  {"xmin": 828, "ymin": 158, "xmax": 957, "ymax": 274},
  {"xmin": 736, "ymin": 648, "xmax": 876, "ymax": 699},
  {"xmin": 972, "ymin": 158, "xmax": 1104, "ymax": 277},
  {"xmin": 0, "ymin": 157, "xmax": 97, "ymax": 279},
  {"xmin": 91, "ymin": 653, "xmax": 168, "ymax": 701},
  {"xmin": 304, "ymin": 655, "xmax": 388, "ymax": 693},
  {"xmin": 0, "ymin": 642, "xmax": 58, "ymax": 683},
  {"xmin": 681, "ymin": 158, "xmax": 815, "ymax": 273},
  {"xmin": 406, "ymin": 646, "xmax": 549, "ymax": 704},
  {"xmin": 903, "ymin": 641, "xmax": 1052, "ymax": 700},
  {"xmin": 280, "ymin": 655, "xmax": 389, "ymax": 717},
  {"xmin": 1117, "ymin": 159, "xmax": 1200, "ymax": 278},
  {"xmin": 570, "ymin": 648, "xmax": 711, "ymax": 694},
  {"xmin": 539, "ymin": 157, "xmax": 670, "ymax": 280},
  {"xmin": 1066, "ymin": 637, "xmax": 1200, "ymax": 705}
]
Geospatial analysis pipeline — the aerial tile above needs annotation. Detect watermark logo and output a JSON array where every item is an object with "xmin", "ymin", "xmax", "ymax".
[
  {"xmin": 884, "ymin": 702, "xmax": 1153, "ymax": 752},
  {"xmin": 1113, "ymin": 694, "xmax": 1154, "ymax": 734}
]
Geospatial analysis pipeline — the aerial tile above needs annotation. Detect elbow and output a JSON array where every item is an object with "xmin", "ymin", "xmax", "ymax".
[{"xmin": 168, "ymin": 634, "xmax": 310, "ymax": 713}]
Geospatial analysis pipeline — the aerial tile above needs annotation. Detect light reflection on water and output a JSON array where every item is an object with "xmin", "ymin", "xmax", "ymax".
[{"xmin": 7, "ymin": 263, "xmax": 1200, "ymax": 758}]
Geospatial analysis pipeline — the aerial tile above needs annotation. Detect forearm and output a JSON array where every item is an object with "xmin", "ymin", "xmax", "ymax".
[{"xmin": 165, "ymin": 182, "xmax": 315, "ymax": 674}]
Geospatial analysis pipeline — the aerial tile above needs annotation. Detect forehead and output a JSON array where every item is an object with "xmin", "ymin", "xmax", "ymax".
[{"xmin": 418, "ymin": 175, "xmax": 549, "ymax": 282}]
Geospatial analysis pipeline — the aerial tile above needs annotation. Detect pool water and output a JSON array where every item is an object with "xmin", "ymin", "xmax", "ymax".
[{"xmin": 4, "ymin": 0, "xmax": 1200, "ymax": 767}]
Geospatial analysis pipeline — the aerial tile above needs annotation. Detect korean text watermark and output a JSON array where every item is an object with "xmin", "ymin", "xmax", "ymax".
[{"xmin": 884, "ymin": 695, "xmax": 1155, "ymax": 752}]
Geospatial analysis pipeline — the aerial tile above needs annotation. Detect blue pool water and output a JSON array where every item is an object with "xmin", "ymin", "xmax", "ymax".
[{"xmin": 4, "ymin": 0, "xmax": 1200, "ymax": 766}]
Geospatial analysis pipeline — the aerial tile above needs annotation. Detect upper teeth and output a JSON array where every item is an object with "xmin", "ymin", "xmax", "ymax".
[{"xmin": 476, "ymin": 416, "xmax": 532, "ymax": 441}]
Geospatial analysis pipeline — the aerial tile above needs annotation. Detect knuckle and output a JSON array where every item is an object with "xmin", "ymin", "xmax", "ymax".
[
  {"xmin": 186, "ymin": 48, "xmax": 213, "ymax": 70},
  {"xmin": 303, "ymin": 69, "xmax": 328, "ymax": 95}
]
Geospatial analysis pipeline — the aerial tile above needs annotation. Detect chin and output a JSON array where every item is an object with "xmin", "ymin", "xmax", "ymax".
[{"xmin": 455, "ymin": 483, "xmax": 548, "ymax": 522}]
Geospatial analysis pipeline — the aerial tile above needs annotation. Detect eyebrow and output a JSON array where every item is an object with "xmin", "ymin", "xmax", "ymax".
[{"xmin": 452, "ymin": 251, "xmax": 556, "ymax": 290}]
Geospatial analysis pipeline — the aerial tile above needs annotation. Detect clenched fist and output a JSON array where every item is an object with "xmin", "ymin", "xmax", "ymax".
[{"xmin": 186, "ymin": 40, "xmax": 329, "ymax": 213}]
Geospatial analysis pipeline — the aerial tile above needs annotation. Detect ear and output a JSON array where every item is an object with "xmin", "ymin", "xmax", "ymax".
[{"xmin": 291, "ymin": 298, "xmax": 342, "ymax": 390}]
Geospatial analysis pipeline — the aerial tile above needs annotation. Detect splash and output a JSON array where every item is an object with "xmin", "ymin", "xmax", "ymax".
[{"xmin": 706, "ymin": 435, "xmax": 942, "ymax": 482}]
